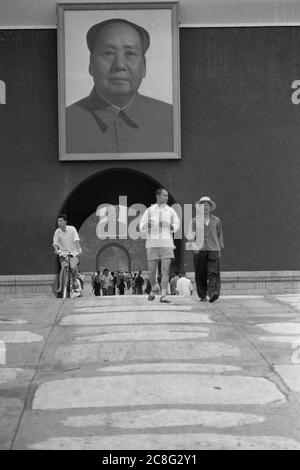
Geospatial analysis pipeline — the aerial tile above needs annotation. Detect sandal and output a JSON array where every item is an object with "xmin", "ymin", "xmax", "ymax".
[
  {"xmin": 148, "ymin": 294, "xmax": 155, "ymax": 301},
  {"xmin": 160, "ymin": 296, "xmax": 171, "ymax": 303}
]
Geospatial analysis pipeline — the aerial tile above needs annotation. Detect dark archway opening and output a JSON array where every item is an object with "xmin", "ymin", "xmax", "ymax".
[{"xmin": 58, "ymin": 168, "xmax": 182, "ymax": 272}]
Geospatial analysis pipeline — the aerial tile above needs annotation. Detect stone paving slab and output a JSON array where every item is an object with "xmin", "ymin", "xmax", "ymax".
[
  {"xmin": 0, "ymin": 299, "xmax": 63, "ymax": 326},
  {"xmin": 12, "ymin": 404, "xmax": 300, "ymax": 450},
  {"xmin": 0, "ymin": 398, "xmax": 24, "ymax": 450},
  {"xmin": 25, "ymin": 434, "xmax": 300, "ymax": 450},
  {"xmin": 0, "ymin": 294, "xmax": 300, "ymax": 450}
]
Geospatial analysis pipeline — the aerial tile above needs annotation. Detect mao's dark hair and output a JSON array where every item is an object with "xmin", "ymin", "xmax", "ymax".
[{"xmin": 87, "ymin": 19, "xmax": 150, "ymax": 55}]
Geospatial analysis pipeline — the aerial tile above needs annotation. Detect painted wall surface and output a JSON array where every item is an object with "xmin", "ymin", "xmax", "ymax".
[
  {"xmin": 2, "ymin": 0, "xmax": 300, "ymax": 27},
  {"xmin": 0, "ymin": 27, "xmax": 300, "ymax": 274}
]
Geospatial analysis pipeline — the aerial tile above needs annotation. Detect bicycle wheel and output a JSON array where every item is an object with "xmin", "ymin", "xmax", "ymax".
[
  {"xmin": 61, "ymin": 266, "xmax": 69, "ymax": 299},
  {"xmin": 66, "ymin": 267, "xmax": 72, "ymax": 298}
]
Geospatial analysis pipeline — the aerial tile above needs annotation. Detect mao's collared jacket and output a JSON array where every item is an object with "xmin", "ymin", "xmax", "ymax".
[{"xmin": 66, "ymin": 89, "xmax": 173, "ymax": 153}]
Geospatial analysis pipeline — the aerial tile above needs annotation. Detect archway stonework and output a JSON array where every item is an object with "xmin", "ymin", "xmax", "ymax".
[
  {"xmin": 96, "ymin": 242, "xmax": 131, "ymax": 272},
  {"xmin": 58, "ymin": 168, "xmax": 182, "ymax": 272}
]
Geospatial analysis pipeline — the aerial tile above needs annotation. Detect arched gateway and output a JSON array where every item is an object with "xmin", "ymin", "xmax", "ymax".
[{"xmin": 57, "ymin": 168, "xmax": 182, "ymax": 273}]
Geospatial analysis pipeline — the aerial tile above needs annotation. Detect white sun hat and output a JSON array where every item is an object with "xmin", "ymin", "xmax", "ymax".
[{"xmin": 195, "ymin": 196, "xmax": 216, "ymax": 211}]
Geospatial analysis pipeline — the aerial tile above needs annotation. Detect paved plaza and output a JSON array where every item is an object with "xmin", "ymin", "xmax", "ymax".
[{"xmin": 1, "ymin": 292, "xmax": 300, "ymax": 450}]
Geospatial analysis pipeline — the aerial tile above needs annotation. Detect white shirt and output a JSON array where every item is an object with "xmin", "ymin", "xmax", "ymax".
[
  {"xmin": 101, "ymin": 273, "xmax": 114, "ymax": 289},
  {"xmin": 176, "ymin": 277, "xmax": 193, "ymax": 296},
  {"xmin": 139, "ymin": 204, "xmax": 180, "ymax": 248},
  {"xmin": 53, "ymin": 225, "xmax": 80, "ymax": 256}
]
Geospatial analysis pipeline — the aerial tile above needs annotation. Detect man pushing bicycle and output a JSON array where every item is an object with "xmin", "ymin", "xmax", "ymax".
[{"xmin": 53, "ymin": 214, "xmax": 82, "ymax": 297}]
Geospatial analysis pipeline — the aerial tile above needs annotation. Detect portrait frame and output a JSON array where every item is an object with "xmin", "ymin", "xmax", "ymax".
[{"xmin": 57, "ymin": 2, "xmax": 180, "ymax": 161}]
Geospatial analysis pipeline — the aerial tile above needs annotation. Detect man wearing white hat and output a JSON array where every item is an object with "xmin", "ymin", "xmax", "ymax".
[{"xmin": 188, "ymin": 196, "xmax": 224, "ymax": 302}]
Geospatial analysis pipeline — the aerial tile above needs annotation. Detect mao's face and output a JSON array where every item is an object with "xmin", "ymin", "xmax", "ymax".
[{"xmin": 89, "ymin": 22, "xmax": 146, "ymax": 104}]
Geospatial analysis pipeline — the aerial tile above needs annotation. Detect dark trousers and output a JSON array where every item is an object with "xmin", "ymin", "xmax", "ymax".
[
  {"xmin": 136, "ymin": 286, "xmax": 143, "ymax": 295},
  {"xmin": 93, "ymin": 284, "xmax": 101, "ymax": 296},
  {"xmin": 193, "ymin": 251, "xmax": 221, "ymax": 299}
]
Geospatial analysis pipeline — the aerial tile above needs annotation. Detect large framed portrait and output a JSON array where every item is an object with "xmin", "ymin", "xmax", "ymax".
[{"xmin": 57, "ymin": 2, "xmax": 180, "ymax": 161}]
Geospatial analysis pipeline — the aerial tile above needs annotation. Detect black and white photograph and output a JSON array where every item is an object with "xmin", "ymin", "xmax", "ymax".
[
  {"xmin": 57, "ymin": 2, "xmax": 180, "ymax": 160},
  {"xmin": 1, "ymin": 0, "xmax": 300, "ymax": 455}
]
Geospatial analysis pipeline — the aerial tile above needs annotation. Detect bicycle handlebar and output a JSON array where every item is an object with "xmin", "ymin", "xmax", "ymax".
[{"xmin": 57, "ymin": 251, "xmax": 74, "ymax": 257}]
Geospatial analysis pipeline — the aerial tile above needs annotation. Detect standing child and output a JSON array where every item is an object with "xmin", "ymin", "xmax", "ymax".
[{"xmin": 118, "ymin": 279, "xmax": 126, "ymax": 295}]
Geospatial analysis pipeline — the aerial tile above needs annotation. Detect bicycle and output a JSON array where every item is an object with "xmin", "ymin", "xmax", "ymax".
[{"xmin": 58, "ymin": 253, "xmax": 73, "ymax": 299}]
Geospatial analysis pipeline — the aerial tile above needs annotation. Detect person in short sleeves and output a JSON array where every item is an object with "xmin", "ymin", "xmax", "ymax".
[
  {"xmin": 139, "ymin": 188, "xmax": 180, "ymax": 303},
  {"xmin": 53, "ymin": 214, "xmax": 82, "ymax": 296}
]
